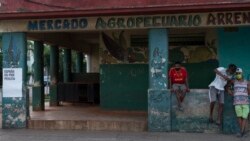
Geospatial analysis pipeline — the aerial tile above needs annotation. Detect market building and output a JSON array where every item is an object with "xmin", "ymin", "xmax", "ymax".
[{"xmin": 0, "ymin": 0, "xmax": 250, "ymax": 133}]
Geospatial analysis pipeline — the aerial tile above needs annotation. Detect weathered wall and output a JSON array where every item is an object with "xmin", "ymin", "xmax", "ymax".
[
  {"xmin": 100, "ymin": 30, "xmax": 148, "ymax": 64},
  {"xmin": 2, "ymin": 33, "xmax": 27, "ymax": 128},
  {"xmin": 169, "ymin": 29, "xmax": 218, "ymax": 88},
  {"xmin": 218, "ymin": 27, "xmax": 250, "ymax": 134},
  {"xmin": 148, "ymin": 28, "xmax": 170, "ymax": 131},
  {"xmin": 171, "ymin": 89, "xmax": 219, "ymax": 132}
]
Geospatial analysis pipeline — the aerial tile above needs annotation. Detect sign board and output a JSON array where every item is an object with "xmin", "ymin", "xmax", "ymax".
[
  {"xmin": 3, "ymin": 68, "xmax": 23, "ymax": 97},
  {"xmin": 0, "ymin": 11, "xmax": 249, "ymax": 32}
]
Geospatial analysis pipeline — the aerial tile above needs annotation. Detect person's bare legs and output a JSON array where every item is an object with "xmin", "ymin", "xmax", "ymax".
[
  {"xmin": 209, "ymin": 102, "xmax": 215, "ymax": 123},
  {"xmin": 175, "ymin": 90, "xmax": 182, "ymax": 107},
  {"xmin": 180, "ymin": 91, "xmax": 186, "ymax": 103},
  {"xmin": 179, "ymin": 90, "xmax": 186, "ymax": 111},
  {"xmin": 217, "ymin": 103, "xmax": 223, "ymax": 125},
  {"xmin": 235, "ymin": 118, "xmax": 243, "ymax": 137},
  {"xmin": 237, "ymin": 118, "xmax": 242, "ymax": 128},
  {"xmin": 241, "ymin": 118, "xmax": 247, "ymax": 136},
  {"xmin": 175, "ymin": 90, "xmax": 184, "ymax": 111}
]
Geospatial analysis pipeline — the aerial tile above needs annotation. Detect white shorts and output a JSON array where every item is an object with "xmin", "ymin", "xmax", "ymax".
[{"xmin": 209, "ymin": 86, "xmax": 224, "ymax": 104}]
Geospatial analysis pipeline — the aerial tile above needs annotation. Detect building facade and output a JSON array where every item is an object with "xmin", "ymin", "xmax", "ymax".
[{"xmin": 1, "ymin": 0, "xmax": 250, "ymax": 133}]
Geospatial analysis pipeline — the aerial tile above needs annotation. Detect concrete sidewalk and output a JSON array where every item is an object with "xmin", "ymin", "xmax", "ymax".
[{"xmin": 0, "ymin": 129, "xmax": 249, "ymax": 141}]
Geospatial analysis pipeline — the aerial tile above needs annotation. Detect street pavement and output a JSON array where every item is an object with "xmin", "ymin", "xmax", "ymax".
[{"xmin": 0, "ymin": 129, "xmax": 249, "ymax": 141}]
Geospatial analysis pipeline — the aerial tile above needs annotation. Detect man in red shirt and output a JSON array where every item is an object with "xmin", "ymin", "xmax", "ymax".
[{"xmin": 169, "ymin": 62, "xmax": 189, "ymax": 111}]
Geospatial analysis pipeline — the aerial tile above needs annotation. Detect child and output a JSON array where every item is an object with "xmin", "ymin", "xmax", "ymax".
[{"xmin": 227, "ymin": 68, "xmax": 250, "ymax": 137}]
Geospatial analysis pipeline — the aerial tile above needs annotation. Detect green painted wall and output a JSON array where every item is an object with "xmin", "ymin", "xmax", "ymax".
[
  {"xmin": 100, "ymin": 64, "xmax": 148, "ymax": 111},
  {"xmin": 175, "ymin": 61, "xmax": 218, "ymax": 89},
  {"xmin": 100, "ymin": 62, "xmax": 218, "ymax": 111},
  {"xmin": 218, "ymin": 27, "xmax": 250, "ymax": 134},
  {"xmin": 218, "ymin": 27, "xmax": 250, "ymax": 75}
]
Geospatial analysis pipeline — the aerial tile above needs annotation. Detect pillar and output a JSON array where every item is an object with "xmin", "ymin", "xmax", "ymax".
[
  {"xmin": 86, "ymin": 45, "xmax": 99, "ymax": 73},
  {"xmin": 2, "ymin": 32, "xmax": 27, "ymax": 128},
  {"xmin": 49, "ymin": 45, "xmax": 59, "ymax": 106},
  {"xmin": 76, "ymin": 52, "xmax": 83, "ymax": 73},
  {"xmin": 148, "ymin": 29, "xmax": 170, "ymax": 131},
  {"xmin": 32, "ymin": 41, "xmax": 44, "ymax": 111},
  {"xmin": 63, "ymin": 49, "xmax": 71, "ymax": 82},
  {"xmin": 86, "ymin": 54, "xmax": 91, "ymax": 73},
  {"xmin": 82, "ymin": 55, "xmax": 87, "ymax": 73}
]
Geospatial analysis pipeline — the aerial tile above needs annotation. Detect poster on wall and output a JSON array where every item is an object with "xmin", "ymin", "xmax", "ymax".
[{"xmin": 3, "ymin": 68, "xmax": 23, "ymax": 97}]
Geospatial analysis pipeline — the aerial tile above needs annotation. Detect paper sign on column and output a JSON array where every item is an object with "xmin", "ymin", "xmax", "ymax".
[{"xmin": 3, "ymin": 68, "xmax": 22, "ymax": 97}]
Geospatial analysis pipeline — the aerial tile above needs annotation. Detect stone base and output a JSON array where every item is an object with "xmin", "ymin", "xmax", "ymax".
[
  {"xmin": 2, "ymin": 97, "xmax": 27, "ymax": 128},
  {"xmin": 148, "ymin": 89, "xmax": 171, "ymax": 132}
]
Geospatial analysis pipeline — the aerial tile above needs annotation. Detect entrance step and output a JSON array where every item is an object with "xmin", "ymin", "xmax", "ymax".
[
  {"xmin": 29, "ymin": 103, "xmax": 147, "ymax": 131},
  {"xmin": 28, "ymin": 120, "xmax": 147, "ymax": 131}
]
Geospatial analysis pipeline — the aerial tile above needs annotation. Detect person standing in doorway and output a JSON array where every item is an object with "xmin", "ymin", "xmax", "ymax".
[
  {"xmin": 169, "ymin": 62, "xmax": 190, "ymax": 111},
  {"xmin": 227, "ymin": 68, "xmax": 250, "ymax": 137},
  {"xmin": 208, "ymin": 64, "xmax": 237, "ymax": 125}
]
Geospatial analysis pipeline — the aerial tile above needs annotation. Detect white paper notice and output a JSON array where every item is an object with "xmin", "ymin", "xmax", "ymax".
[{"xmin": 3, "ymin": 68, "xmax": 23, "ymax": 97}]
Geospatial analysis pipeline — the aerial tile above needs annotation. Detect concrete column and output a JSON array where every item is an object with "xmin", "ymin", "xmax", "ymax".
[
  {"xmin": 49, "ymin": 45, "xmax": 59, "ymax": 106},
  {"xmin": 86, "ymin": 45, "xmax": 99, "ymax": 73},
  {"xmin": 86, "ymin": 54, "xmax": 91, "ymax": 73},
  {"xmin": 82, "ymin": 55, "xmax": 87, "ymax": 73},
  {"xmin": 76, "ymin": 52, "xmax": 83, "ymax": 73},
  {"xmin": 2, "ymin": 32, "xmax": 28, "ymax": 128},
  {"xmin": 148, "ymin": 29, "xmax": 170, "ymax": 131},
  {"xmin": 218, "ymin": 27, "xmax": 250, "ymax": 134},
  {"xmin": 63, "ymin": 49, "xmax": 71, "ymax": 82},
  {"xmin": 32, "ymin": 41, "xmax": 44, "ymax": 111}
]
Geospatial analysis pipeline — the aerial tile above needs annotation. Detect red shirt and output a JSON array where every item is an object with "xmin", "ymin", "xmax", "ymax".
[{"xmin": 169, "ymin": 67, "xmax": 187, "ymax": 84}]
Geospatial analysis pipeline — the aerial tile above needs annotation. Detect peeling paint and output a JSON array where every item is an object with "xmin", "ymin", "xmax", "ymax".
[
  {"xmin": 2, "ymin": 97, "xmax": 27, "ymax": 128},
  {"xmin": 148, "ymin": 89, "xmax": 171, "ymax": 131},
  {"xmin": 149, "ymin": 29, "xmax": 168, "ymax": 90},
  {"xmin": 2, "ymin": 32, "xmax": 27, "ymax": 129},
  {"xmin": 150, "ymin": 110, "xmax": 169, "ymax": 117}
]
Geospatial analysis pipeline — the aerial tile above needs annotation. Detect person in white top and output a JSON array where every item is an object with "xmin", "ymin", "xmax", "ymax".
[{"xmin": 208, "ymin": 64, "xmax": 237, "ymax": 126}]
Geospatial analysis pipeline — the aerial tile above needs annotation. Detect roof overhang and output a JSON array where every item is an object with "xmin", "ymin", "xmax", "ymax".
[{"xmin": 1, "ymin": 1, "xmax": 250, "ymax": 20}]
